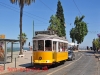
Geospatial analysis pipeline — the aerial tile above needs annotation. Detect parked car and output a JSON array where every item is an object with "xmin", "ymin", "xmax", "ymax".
[{"xmin": 68, "ymin": 50, "xmax": 75, "ymax": 61}]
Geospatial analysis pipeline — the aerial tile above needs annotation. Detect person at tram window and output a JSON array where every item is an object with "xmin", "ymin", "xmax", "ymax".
[
  {"xmin": 60, "ymin": 47, "xmax": 62, "ymax": 52},
  {"xmin": 62, "ymin": 47, "xmax": 65, "ymax": 51}
]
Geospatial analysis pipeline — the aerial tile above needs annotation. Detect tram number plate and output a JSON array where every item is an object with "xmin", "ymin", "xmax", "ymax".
[
  {"xmin": 38, "ymin": 60, "xmax": 45, "ymax": 63},
  {"xmin": 38, "ymin": 60, "xmax": 40, "ymax": 61}
]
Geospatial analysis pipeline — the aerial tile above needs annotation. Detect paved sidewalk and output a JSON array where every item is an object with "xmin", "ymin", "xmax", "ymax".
[
  {"xmin": 73, "ymin": 50, "xmax": 78, "ymax": 52},
  {"xmin": 94, "ymin": 50, "xmax": 100, "ymax": 60},
  {"xmin": 94, "ymin": 51, "xmax": 100, "ymax": 75},
  {"xmin": 0, "ymin": 51, "xmax": 32, "ymax": 75},
  {"xmin": 95, "ymin": 56, "xmax": 100, "ymax": 75}
]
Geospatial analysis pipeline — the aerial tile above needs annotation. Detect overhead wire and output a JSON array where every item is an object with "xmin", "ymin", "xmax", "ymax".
[
  {"xmin": 0, "ymin": 1, "xmax": 48, "ymax": 24},
  {"xmin": 72, "ymin": 0, "xmax": 91, "ymax": 32},
  {"xmin": 0, "ymin": 1, "xmax": 47, "ymax": 20},
  {"xmin": 72, "ymin": 0, "xmax": 82, "ymax": 16},
  {"xmin": 72, "ymin": 0, "xmax": 90, "ymax": 25},
  {"xmin": 39, "ymin": 0, "xmax": 72, "ymax": 27},
  {"xmin": 39, "ymin": 0, "xmax": 55, "ymax": 13}
]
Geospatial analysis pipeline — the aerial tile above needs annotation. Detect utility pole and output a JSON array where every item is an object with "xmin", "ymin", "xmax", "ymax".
[
  {"xmin": 32, "ymin": 21, "xmax": 34, "ymax": 51},
  {"xmin": 33, "ymin": 21, "xmax": 34, "ymax": 37}
]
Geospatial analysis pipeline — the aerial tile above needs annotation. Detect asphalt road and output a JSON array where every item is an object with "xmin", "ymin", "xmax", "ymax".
[{"xmin": 2, "ymin": 51, "xmax": 98, "ymax": 75}]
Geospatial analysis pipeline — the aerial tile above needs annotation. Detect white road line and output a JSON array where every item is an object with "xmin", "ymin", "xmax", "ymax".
[{"xmin": 47, "ymin": 53, "xmax": 83, "ymax": 75}]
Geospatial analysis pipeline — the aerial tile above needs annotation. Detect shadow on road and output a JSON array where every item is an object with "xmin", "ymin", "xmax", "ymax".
[
  {"xmin": 85, "ymin": 51, "xmax": 95, "ymax": 54},
  {"xmin": 94, "ymin": 51, "xmax": 100, "ymax": 59},
  {"xmin": 19, "ymin": 63, "xmax": 31, "ymax": 67},
  {"xmin": 19, "ymin": 61, "xmax": 65, "ymax": 71}
]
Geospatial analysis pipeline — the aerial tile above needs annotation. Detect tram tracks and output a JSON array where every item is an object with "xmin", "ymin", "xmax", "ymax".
[
  {"xmin": 46, "ymin": 53, "xmax": 83, "ymax": 75},
  {"xmin": 2, "ymin": 53, "xmax": 82, "ymax": 75},
  {"xmin": 65, "ymin": 56, "xmax": 91, "ymax": 75},
  {"xmin": 62, "ymin": 54, "xmax": 86, "ymax": 75},
  {"xmin": 62, "ymin": 54, "xmax": 96, "ymax": 75}
]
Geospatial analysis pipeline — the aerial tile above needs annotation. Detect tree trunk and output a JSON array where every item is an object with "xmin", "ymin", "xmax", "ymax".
[{"xmin": 19, "ymin": 4, "xmax": 23, "ymax": 55}]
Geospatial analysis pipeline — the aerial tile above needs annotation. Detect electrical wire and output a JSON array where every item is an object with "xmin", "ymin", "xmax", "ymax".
[
  {"xmin": 0, "ymin": 1, "xmax": 47, "ymax": 21},
  {"xmin": 39, "ymin": 0, "xmax": 55, "ymax": 13},
  {"xmin": 0, "ymin": 2, "xmax": 48, "ymax": 24},
  {"xmin": 72, "ymin": 0, "xmax": 82, "ymax": 15}
]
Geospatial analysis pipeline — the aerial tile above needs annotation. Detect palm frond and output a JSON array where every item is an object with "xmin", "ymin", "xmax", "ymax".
[{"xmin": 10, "ymin": 0, "xmax": 17, "ymax": 4}]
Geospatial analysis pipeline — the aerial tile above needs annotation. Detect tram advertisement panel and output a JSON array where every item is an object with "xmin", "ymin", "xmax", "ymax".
[{"xmin": 0, "ymin": 41, "xmax": 5, "ymax": 61}]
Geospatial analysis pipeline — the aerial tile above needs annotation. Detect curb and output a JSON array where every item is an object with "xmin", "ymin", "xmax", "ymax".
[
  {"xmin": 73, "ymin": 51, "xmax": 78, "ymax": 52},
  {"xmin": 0, "ymin": 66, "xmax": 28, "ymax": 75},
  {"xmin": 94, "ymin": 54, "xmax": 100, "ymax": 61},
  {"xmin": 78, "ymin": 50, "xmax": 90, "ymax": 52}
]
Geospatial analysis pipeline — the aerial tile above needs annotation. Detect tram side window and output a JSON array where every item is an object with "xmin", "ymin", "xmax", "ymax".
[
  {"xmin": 38, "ymin": 40, "xmax": 44, "ymax": 51},
  {"xmin": 33, "ymin": 40, "xmax": 38, "ymax": 51},
  {"xmin": 63, "ymin": 43, "xmax": 66, "ymax": 51},
  {"xmin": 62, "ymin": 43, "xmax": 68, "ymax": 52},
  {"xmin": 58, "ymin": 42, "xmax": 62, "ymax": 52},
  {"xmin": 66, "ymin": 43, "xmax": 68, "ymax": 51},
  {"xmin": 53, "ymin": 41, "xmax": 56, "ymax": 51},
  {"xmin": 58, "ymin": 42, "xmax": 65, "ymax": 52},
  {"xmin": 45, "ymin": 40, "xmax": 52, "ymax": 51},
  {"xmin": 58, "ymin": 42, "xmax": 60, "ymax": 52},
  {"xmin": 62, "ymin": 43, "xmax": 65, "ymax": 51}
]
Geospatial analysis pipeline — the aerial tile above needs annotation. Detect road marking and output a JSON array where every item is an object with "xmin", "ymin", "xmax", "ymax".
[{"xmin": 47, "ymin": 53, "xmax": 83, "ymax": 75}]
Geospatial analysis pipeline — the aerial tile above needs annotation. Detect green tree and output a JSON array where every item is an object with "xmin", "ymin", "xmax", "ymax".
[
  {"xmin": 48, "ymin": 15, "xmax": 62, "ymax": 36},
  {"xmin": 70, "ymin": 15, "xmax": 88, "ymax": 50},
  {"xmin": 18, "ymin": 33, "xmax": 28, "ymax": 52},
  {"xmin": 56, "ymin": 0, "xmax": 66, "ymax": 37},
  {"xmin": 92, "ymin": 38, "xmax": 100, "ymax": 49},
  {"xmin": 92, "ymin": 38, "xmax": 95, "ymax": 49},
  {"xmin": 70, "ymin": 28, "xmax": 76, "ymax": 43},
  {"xmin": 10, "ymin": 0, "xmax": 35, "ymax": 55},
  {"xmin": 70, "ymin": 15, "xmax": 88, "ymax": 44}
]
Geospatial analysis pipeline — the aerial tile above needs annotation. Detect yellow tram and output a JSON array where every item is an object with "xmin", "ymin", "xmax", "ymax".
[{"xmin": 32, "ymin": 31, "xmax": 68, "ymax": 65}]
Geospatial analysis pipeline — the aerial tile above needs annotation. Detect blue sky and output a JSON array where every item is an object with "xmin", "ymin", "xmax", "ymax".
[{"xmin": 0, "ymin": 0, "xmax": 100, "ymax": 48}]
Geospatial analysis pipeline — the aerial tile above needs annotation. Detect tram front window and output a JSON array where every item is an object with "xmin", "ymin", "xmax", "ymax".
[
  {"xmin": 38, "ymin": 40, "xmax": 44, "ymax": 51},
  {"xmin": 33, "ymin": 40, "xmax": 38, "ymax": 51},
  {"xmin": 45, "ymin": 40, "xmax": 52, "ymax": 51},
  {"xmin": 33, "ymin": 40, "xmax": 44, "ymax": 51}
]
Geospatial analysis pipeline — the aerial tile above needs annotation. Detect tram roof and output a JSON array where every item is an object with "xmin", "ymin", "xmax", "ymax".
[{"xmin": 33, "ymin": 34, "xmax": 68, "ymax": 43}]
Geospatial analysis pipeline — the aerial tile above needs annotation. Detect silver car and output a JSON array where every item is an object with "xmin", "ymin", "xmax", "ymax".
[{"xmin": 68, "ymin": 50, "xmax": 75, "ymax": 61}]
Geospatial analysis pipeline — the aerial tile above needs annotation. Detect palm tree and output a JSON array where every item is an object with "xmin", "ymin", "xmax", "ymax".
[
  {"xmin": 10, "ymin": 0, "xmax": 35, "ymax": 55},
  {"xmin": 18, "ymin": 33, "xmax": 28, "ymax": 52}
]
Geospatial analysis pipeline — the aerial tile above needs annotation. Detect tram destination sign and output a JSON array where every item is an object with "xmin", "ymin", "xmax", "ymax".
[{"xmin": 35, "ymin": 31, "xmax": 55, "ymax": 35}]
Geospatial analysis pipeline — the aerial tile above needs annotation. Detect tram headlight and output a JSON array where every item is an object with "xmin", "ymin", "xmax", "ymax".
[{"xmin": 39, "ymin": 57, "xmax": 42, "ymax": 60}]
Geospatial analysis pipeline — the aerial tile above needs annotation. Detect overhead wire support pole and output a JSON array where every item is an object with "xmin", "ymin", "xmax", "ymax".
[
  {"xmin": 33, "ymin": 20, "xmax": 34, "ymax": 50},
  {"xmin": 33, "ymin": 21, "xmax": 34, "ymax": 37},
  {"xmin": 32, "ymin": 20, "xmax": 34, "ymax": 63}
]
